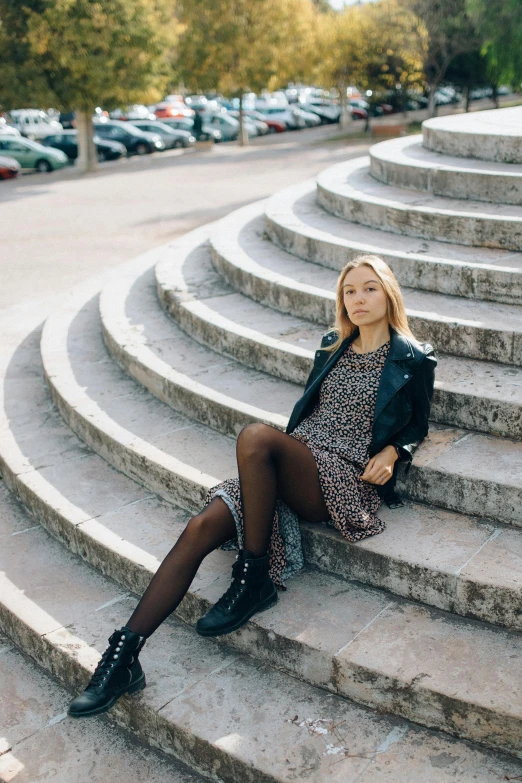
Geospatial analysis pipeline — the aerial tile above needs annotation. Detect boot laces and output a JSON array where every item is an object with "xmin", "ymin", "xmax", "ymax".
[
  {"xmin": 88, "ymin": 632, "xmax": 130, "ymax": 689},
  {"xmin": 215, "ymin": 561, "xmax": 249, "ymax": 612}
]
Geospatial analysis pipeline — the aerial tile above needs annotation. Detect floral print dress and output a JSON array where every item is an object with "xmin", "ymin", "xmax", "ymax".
[{"xmin": 202, "ymin": 339, "xmax": 390, "ymax": 590}]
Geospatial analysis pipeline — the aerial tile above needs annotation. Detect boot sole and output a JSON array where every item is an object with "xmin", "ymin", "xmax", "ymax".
[
  {"xmin": 67, "ymin": 674, "xmax": 146, "ymax": 718},
  {"xmin": 196, "ymin": 589, "xmax": 278, "ymax": 638}
]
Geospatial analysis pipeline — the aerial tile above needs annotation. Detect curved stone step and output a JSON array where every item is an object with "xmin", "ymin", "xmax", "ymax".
[
  {"xmin": 370, "ymin": 135, "xmax": 522, "ymax": 205},
  {"xmin": 4, "ymin": 496, "xmax": 522, "ymax": 775},
  {"xmin": 2, "ymin": 392, "xmax": 522, "ymax": 761},
  {"xmin": 265, "ymin": 181, "xmax": 522, "ymax": 306},
  {"xmin": 423, "ymin": 107, "xmax": 522, "ymax": 163},
  {"xmin": 99, "ymin": 245, "xmax": 293, "ymax": 439},
  {"xmin": 0, "ymin": 628, "xmax": 204, "ymax": 783},
  {"xmin": 155, "ymin": 239, "xmax": 522, "ymax": 526},
  {"xmin": 212, "ymin": 199, "xmax": 522, "ymax": 367},
  {"xmin": 155, "ymin": 228, "xmax": 319, "ymax": 385},
  {"xmin": 204, "ymin": 203, "xmax": 522, "ymax": 440},
  {"xmin": 317, "ymin": 157, "xmax": 522, "ymax": 251},
  {"xmin": 31, "ymin": 265, "xmax": 522, "ymax": 611}
]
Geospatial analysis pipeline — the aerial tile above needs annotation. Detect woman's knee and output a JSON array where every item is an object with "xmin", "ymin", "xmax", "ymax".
[
  {"xmin": 237, "ymin": 422, "xmax": 276, "ymax": 460},
  {"xmin": 182, "ymin": 499, "xmax": 234, "ymax": 554},
  {"xmin": 182, "ymin": 511, "xmax": 216, "ymax": 551}
]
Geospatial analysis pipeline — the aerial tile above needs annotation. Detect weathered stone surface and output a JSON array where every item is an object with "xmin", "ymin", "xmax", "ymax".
[
  {"xmin": 423, "ymin": 106, "xmax": 522, "ymax": 163},
  {"xmin": 265, "ymin": 181, "xmax": 522, "ymax": 305},
  {"xmin": 6, "ymin": 504, "xmax": 522, "ymax": 778},
  {"xmin": 0, "ymin": 640, "xmax": 205, "ymax": 783},
  {"xmin": 317, "ymin": 157, "xmax": 522, "ymax": 251},
  {"xmin": 370, "ymin": 135, "xmax": 522, "ymax": 204}
]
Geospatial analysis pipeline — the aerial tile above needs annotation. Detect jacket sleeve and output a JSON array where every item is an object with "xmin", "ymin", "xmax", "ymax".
[{"xmin": 391, "ymin": 348, "xmax": 437, "ymax": 467}]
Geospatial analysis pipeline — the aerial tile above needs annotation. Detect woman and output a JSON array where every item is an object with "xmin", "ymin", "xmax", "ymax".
[{"xmin": 68, "ymin": 253, "xmax": 437, "ymax": 718}]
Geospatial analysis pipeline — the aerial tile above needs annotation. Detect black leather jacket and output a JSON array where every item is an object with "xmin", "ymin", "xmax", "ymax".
[{"xmin": 286, "ymin": 325, "xmax": 437, "ymax": 505}]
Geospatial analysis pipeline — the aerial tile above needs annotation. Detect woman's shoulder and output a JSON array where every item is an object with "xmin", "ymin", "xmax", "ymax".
[
  {"xmin": 406, "ymin": 337, "xmax": 437, "ymax": 373},
  {"xmin": 320, "ymin": 329, "xmax": 338, "ymax": 349}
]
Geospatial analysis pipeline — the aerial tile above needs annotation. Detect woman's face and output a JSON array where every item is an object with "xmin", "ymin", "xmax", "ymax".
[{"xmin": 342, "ymin": 266, "xmax": 388, "ymax": 326}]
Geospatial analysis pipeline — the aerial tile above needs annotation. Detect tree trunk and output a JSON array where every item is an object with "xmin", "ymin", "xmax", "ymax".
[
  {"xmin": 427, "ymin": 83, "xmax": 438, "ymax": 118},
  {"xmin": 492, "ymin": 83, "xmax": 499, "ymax": 108},
  {"xmin": 338, "ymin": 79, "xmax": 352, "ymax": 131},
  {"xmin": 464, "ymin": 85, "xmax": 471, "ymax": 112},
  {"xmin": 76, "ymin": 110, "xmax": 97, "ymax": 173},
  {"xmin": 238, "ymin": 91, "xmax": 249, "ymax": 147}
]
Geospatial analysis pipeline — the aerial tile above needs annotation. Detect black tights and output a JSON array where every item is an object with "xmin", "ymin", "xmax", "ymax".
[{"xmin": 126, "ymin": 424, "xmax": 330, "ymax": 638}]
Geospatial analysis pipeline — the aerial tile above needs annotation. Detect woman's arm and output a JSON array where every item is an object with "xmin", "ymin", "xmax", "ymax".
[
  {"xmin": 391, "ymin": 350, "xmax": 437, "ymax": 466},
  {"xmin": 362, "ymin": 349, "xmax": 436, "ymax": 486}
]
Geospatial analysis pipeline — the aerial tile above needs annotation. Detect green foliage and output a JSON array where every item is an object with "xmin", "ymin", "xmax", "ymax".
[
  {"xmin": 466, "ymin": 0, "xmax": 522, "ymax": 85},
  {"xmin": 176, "ymin": 0, "xmax": 319, "ymax": 96},
  {"xmin": 0, "ymin": 0, "xmax": 179, "ymax": 112},
  {"xmin": 316, "ymin": 0, "xmax": 426, "ymax": 95},
  {"xmin": 405, "ymin": 0, "xmax": 480, "ymax": 88},
  {"xmin": 445, "ymin": 50, "xmax": 489, "ymax": 90},
  {"xmin": 0, "ymin": 1, "xmax": 56, "ymax": 108}
]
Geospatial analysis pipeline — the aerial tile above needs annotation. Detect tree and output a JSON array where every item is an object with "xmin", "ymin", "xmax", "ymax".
[
  {"xmin": 444, "ymin": 50, "xmax": 489, "ymax": 111},
  {"xmin": 0, "ymin": 1, "xmax": 56, "ymax": 109},
  {"xmin": 176, "ymin": 0, "xmax": 318, "ymax": 145},
  {"xmin": 404, "ymin": 0, "xmax": 480, "ymax": 116},
  {"xmin": 466, "ymin": 0, "xmax": 522, "ymax": 95},
  {"xmin": 316, "ymin": 0, "xmax": 426, "ymax": 128},
  {"xmin": 0, "ymin": 0, "xmax": 178, "ymax": 172}
]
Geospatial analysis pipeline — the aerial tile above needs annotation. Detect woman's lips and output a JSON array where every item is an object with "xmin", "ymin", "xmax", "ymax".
[{"xmin": 353, "ymin": 310, "xmax": 368, "ymax": 315}]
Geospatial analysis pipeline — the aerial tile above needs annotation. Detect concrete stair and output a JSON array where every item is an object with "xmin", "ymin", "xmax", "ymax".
[
  {"xmin": 369, "ymin": 135, "xmax": 522, "ymax": 205},
  {"xmin": 3, "ymin": 106, "xmax": 522, "ymax": 778},
  {"xmin": 423, "ymin": 106, "xmax": 522, "ymax": 163},
  {"xmin": 265, "ymin": 181, "xmax": 522, "ymax": 305},
  {"xmin": 317, "ymin": 157, "xmax": 522, "ymax": 251},
  {"xmin": 0, "ymin": 630, "xmax": 207, "ymax": 783},
  {"xmin": 2, "ymin": 358, "xmax": 522, "ymax": 764},
  {"xmin": 4, "ymin": 486, "xmax": 522, "ymax": 781}
]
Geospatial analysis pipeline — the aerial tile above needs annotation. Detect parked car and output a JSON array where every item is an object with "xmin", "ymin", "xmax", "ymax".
[
  {"xmin": 228, "ymin": 111, "xmax": 269, "ymax": 135},
  {"xmin": 204, "ymin": 112, "xmax": 255, "ymax": 141},
  {"xmin": 41, "ymin": 130, "xmax": 127, "ymax": 162},
  {"xmin": 299, "ymin": 101, "xmax": 340, "ymax": 124},
  {"xmin": 296, "ymin": 108, "xmax": 322, "ymax": 127},
  {"xmin": 0, "ymin": 155, "xmax": 21, "ymax": 179},
  {"xmin": 240, "ymin": 109, "xmax": 285, "ymax": 133},
  {"xmin": 110, "ymin": 104, "xmax": 157, "ymax": 121},
  {"xmin": 0, "ymin": 136, "xmax": 68, "ymax": 172},
  {"xmin": 158, "ymin": 117, "xmax": 222, "ymax": 143},
  {"xmin": 7, "ymin": 109, "xmax": 63, "ymax": 140},
  {"xmin": 256, "ymin": 105, "xmax": 307, "ymax": 130},
  {"xmin": 0, "ymin": 120, "xmax": 21, "ymax": 136},
  {"xmin": 127, "ymin": 120, "xmax": 195, "ymax": 148},
  {"xmin": 59, "ymin": 111, "xmax": 76, "ymax": 129},
  {"xmin": 93, "ymin": 120, "xmax": 165, "ymax": 155},
  {"xmin": 154, "ymin": 101, "xmax": 194, "ymax": 120}
]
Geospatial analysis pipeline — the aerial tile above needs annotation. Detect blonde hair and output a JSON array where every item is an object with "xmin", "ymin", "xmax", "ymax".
[{"xmin": 325, "ymin": 254, "xmax": 417, "ymax": 352}]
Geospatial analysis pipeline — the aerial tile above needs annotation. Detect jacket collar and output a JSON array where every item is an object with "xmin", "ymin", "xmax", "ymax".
[{"xmin": 345, "ymin": 325, "xmax": 424, "ymax": 364}]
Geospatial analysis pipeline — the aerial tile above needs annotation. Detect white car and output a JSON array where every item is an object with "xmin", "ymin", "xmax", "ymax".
[
  {"xmin": 8, "ymin": 109, "xmax": 63, "ymax": 140},
  {"xmin": 256, "ymin": 105, "xmax": 307, "ymax": 130},
  {"xmin": 0, "ymin": 119, "xmax": 20, "ymax": 136}
]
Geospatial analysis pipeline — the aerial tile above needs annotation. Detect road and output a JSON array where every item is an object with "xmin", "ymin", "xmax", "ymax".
[
  {"xmin": 1, "ymin": 92, "xmax": 517, "ymax": 334},
  {"xmin": 0, "ymin": 124, "xmax": 370, "ymax": 331}
]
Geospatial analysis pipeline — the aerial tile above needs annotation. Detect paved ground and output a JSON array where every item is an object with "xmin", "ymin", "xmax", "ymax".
[
  {"xmin": 0, "ymin": 125, "xmax": 370, "ymax": 326},
  {"xmin": 1, "ymin": 95, "xmax": 516, "ymax": 331},
  {"xmin": 0, "ymin": 632, "xmax": 208, "ymax": 783}
]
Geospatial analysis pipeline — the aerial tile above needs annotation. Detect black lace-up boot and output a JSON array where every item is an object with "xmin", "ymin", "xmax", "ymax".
[
  {"xmin": 195, "ymin": 549, "xmax": 278, "ymax": 637},
  {"xmin": 68, "ymin": 627, "xmax": 146, "ymax": 718}
]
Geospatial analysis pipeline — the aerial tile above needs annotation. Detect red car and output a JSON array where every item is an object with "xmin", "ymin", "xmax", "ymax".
[
  {"xmin": 263, "ymin": 117, "xmax": 286, "ymax": 133},
  {"xmin": 0, "ymin": 155, "xmax": 21, "ymax": 180}
]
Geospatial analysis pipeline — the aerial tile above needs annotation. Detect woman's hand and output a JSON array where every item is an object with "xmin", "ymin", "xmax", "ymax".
[{"xmin": 360, "ymin": 446, "xmax": 398, "ymax": 485}]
